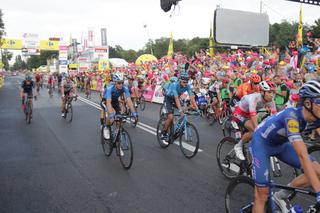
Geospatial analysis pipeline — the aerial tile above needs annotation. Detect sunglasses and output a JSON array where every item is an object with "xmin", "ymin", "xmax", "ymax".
[
  {"xmin": 312, "ymin": 99, "xmax": 320, "ymax": 106},
  {"xmin": 116, "ymin": 81, "xmax": 124, "ymax": 85},
  {"xmin": 253, "ymin": 82, "xmax": 260, "ymax": 85},
  {"xmin": 180, "ymin": 80, "xmax": 187, "ymax": 84}
]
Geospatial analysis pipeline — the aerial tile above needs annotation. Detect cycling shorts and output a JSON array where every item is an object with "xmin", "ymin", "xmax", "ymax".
[
  {"xmin": 249, "ymin": 134, "xmax": 316, "ymax": 187},
  {"xmin": 232, "ymin": 106, "xmax": 250, "ymax": 127},
  {"xmin": 164, "ymin": 96, "xmax": 177, "ymax": 114}
]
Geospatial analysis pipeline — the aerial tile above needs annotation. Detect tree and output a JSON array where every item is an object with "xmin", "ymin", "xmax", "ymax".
[
  {"xmin": 0, "ymin": 9, "xmax": 5, "ymax": 41},
  {"xmin": 1, "ymin": 50, "xmax": 12, "ymax": 71},
  {"xmin": 11, "ymin": 55, "xmax": 27, "ymax": 71},
  {"xmin": 311, "ymin": 18, "xmax": 320, "ymax": 38},
  {"xmin": 26, "ymin": 50, "xmax": 58, "ymax": 69}
]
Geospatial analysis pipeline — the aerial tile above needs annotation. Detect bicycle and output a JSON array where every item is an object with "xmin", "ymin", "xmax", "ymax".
[
  {"xmin": 156, "ymin": 110, "xmax": 200, "ymax": 158},
  {"xmin": 100, "ymin": 114, "xmax": 133, "ymax": 170},
  {"xmin": 136, "ymin": 89, "xmax": 146, "ymax": 111},
  {"xmin": 24, "ymin": 95, "xmax": 33, "ymax": 124},
  {"xmin": 225, "ymin": 175, "xmax": 320, "ymax": 213},
  {"xmin": 48, "ymin": 84, "xmax": 53, "ymax": 97},
  {"xmin": 63, "ymin": 95, "xmax": 76, "ymax": 122}
]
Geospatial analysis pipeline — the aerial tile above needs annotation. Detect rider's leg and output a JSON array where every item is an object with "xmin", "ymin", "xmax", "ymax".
[
  {"xmin": 253, "ymin": 187, "xmax": 269, "ymax": 213},
  {"xmin": 234, "ymin": 119, "xmax": 254, "ymax": 160},
  {"xmin": 163, "ymin": 113, "xmax": 173, "ymax": 132}
]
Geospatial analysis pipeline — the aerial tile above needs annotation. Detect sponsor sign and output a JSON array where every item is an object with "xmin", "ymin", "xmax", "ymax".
[
  {"xmin": 287, "ymin": 119, "xmax": 299, "ymax": 133},
  {"xmin": 40, "ymin": 40, "xmax": 59, "ymax": 50},
  {"xmin": 0, "ymin": 38, "xmax": 23, "ymax": 49},
  {"xmin": 59, "ymin": 60, "xmax": 68, "ymax": 65},
  {"xmin": 152, "ymin": 85, "xmax": 165, "ymax": 103}
]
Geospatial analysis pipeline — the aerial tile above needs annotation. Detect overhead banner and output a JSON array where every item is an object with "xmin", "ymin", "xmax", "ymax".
[
  {"xmin": 40, "ymin": 40, "xmax": 59, "ymax": 50},
  {"xmin": 0, "ymin": 38, "xmax": 23, "ymax": 49},
  {"xmin": 22, "ymin": 33, "xmax": 39, "ymax": 49},
  {"xmin": 101, "ymin": 28, "xmax": 107, "ymax": 46}
]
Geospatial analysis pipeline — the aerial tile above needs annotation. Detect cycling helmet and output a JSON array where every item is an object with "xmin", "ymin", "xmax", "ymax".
[
  {"xmin": 170, "ymin": 76, "xmax": 178, "ymax": 83},
  {"xmin": 259, "ymin": 81, "xmax": 271, "ymax": 91},
  {"xmin": 267, "ymin": 81, "xmax": 276, "ymax": 91},
  {"xmin": 179, "ymin": 71, "xmax": 189, "ymax": 81},
  {"xmin": 127, "ymin": 75, "xmax": 134, "ymax": 80},
  {"xmin": 112, "ymin": 73, "xmax": 124, "ymax": 82},
  {"xmin": 299, "ymin": 79, "xmax": 320, "ymax": 99},
  {"xmin": 250, "ymin": 74, "xmax": 261, "ymax": 83},
  {"xmin": 25, "ymin": 73, "xmax": 32, "ymax": 80}
]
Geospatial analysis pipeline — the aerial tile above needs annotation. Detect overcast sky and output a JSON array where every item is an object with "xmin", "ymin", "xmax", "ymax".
[{"xmin": 1, "ymin": 0, "xmax": 320, "ymax": 51}]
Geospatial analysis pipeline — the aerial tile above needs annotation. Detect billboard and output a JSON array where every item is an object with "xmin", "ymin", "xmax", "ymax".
[
  {"xmin": 40, "ymin": 40, "xmax": 59, "ymax": 50},
  {"xmin": 214, "ymin": 8, "xmax": 269, "ymax": 46},
  {"xmin": 0, "ymin": 38, "xmax": 23, "ymax": 49}
]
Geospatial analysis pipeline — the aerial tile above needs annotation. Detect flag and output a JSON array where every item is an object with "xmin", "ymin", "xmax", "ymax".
[
  {"xmin": 209, "ymin": 25, "xmax": 214, "ymax": 57},
  {"xmin": 297, "ymin": 3, "xmax": 303, "ymax": 47},
  {"xmin": 167, "ymin": 32, "xmax": 173, "ymax": 59}
]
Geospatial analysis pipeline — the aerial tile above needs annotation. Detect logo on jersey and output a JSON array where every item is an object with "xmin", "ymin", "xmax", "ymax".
[{"xmin": 287, "ymin": 119, "xmax": 299, "ymax": 134}]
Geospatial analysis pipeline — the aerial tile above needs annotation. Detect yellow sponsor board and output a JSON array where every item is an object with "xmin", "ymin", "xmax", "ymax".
[
  {"xmin": 98, "ymin": 59, "xmax": 110, "ymax": 71},
  {"xmin": 69, "ymin": 64, "xmax": 79, "ymax": 69},
  {"xmin": 0, "ymin": 38, "xmax": 23, "ymax": 49},
  {"xmin": 39, "ymin": 40, "xmax": 59, "ymax": 51},
  {"xmin": 287, "ymin": 119, "xmax": 299, "ymax": 134}
]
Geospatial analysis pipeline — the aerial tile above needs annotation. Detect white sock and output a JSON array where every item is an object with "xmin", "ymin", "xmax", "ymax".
[{"xmin": 276, "ymin": 183, "xmax": 291, "ymax": 199}]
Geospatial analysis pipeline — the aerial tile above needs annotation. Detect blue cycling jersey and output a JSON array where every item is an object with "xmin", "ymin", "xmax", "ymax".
[
  {"xmin": 165, "ymin": 82, "xmax": 193, "ymax": 97},
  {"xmin": 104, "ymin": 84, "xmax": 130, "ymax": 101},
  {"xmin": 255, "ymin": 107, "xmax": 320, "ymax": 145}
]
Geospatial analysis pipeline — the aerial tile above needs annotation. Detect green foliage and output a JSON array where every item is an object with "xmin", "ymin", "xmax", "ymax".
[
  {"xmin": 0, "ymin": 9, "xmax": 5, "ymax": 41},
  {"xmin": 11, "ymin": 55, "xmax": 27, "ymax": 71},
  {"xmin": 26, "ymin": 50, "xmax": 58, "ymax": 70},
  {"xmin": 1, "ymin": 50, "xmax": 12, "ymax": 71}
]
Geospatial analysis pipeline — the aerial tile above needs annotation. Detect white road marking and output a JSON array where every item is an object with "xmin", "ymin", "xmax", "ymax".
[{"xmin": 77, "ymin": 95, "xmax": 203, "ymax": 153}]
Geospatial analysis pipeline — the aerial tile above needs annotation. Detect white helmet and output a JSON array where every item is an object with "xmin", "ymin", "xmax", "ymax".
[
  {"xmin": 259, "ymin": 81, "xmax": 270, "ymax": 92},
  {"xmin": 112, "ymin": 72, "xmax": 124, "ymax": 82}
]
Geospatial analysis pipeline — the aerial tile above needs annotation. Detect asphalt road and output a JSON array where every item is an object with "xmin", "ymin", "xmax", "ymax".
[{"xmin": 0, "ymin": 76, "xmax": 297, "ymax": 213}]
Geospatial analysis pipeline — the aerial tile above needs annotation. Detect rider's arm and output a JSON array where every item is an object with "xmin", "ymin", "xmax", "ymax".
[
  {"xmin": 248, "ymin": 99, "xmax": 259, "ymax": 129},
  {"xmin": 287, "ymin": 118, "xmax": 320, "ymax": 192},
  {"xmin": 61, "ymin": 82, "xmax": 64, "ymax": 95},
  {"xmin": 104, "ymin": 86, "xmax": 115, "ymax": 114},
  {"xmin": 187, "ymin": 86, "xmax": 198, "ymax": 111}
]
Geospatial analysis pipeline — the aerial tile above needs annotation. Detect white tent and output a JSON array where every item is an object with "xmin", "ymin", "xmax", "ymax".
[{"xmin": 109, "ymin": 58, "xmax": 128, "ymax": 68}]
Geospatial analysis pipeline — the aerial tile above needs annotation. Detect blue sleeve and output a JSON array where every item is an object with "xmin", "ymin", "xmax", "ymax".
[
  {"xmin": 104, "ymin": 86, "xmax": 112, "ymax": 100},
  {"xmin": 21, "ymin": 81, "xmax": 24, "ymax": 88},
  {"xmin": 187, "ymin": 85, "xmax": 193, "ymax": 96},
  {"xmin": 173, "ymin": 84, "xmax": 178, "ymax": 97},
  {"xmin": 123, "ymin": 86, "xmax": 131, "ymax": 99}
]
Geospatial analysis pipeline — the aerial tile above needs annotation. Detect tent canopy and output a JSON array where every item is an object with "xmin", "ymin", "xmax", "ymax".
[
  {"xmin": 135, "ymin": 54, "xmax": 157, "ymax": 65},
  {"xmin": 109, "ymin": 58, "xmax": 128, "ymax": 68}
]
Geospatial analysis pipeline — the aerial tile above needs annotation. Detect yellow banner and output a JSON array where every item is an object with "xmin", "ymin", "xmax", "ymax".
[
  {"xmin": 209, "ymin": 24, "xmax": 214, "ymax": 57},
  {"xmin": 98, "ymin": 59, "xmax": 110, "ymax": 71},
  {"xmin": 297, "ymin": 3, "xmax": 303, "ymax": 47},
  {"xmin": 167, "ymin": 32, "xmax": 173, "ymax": 59},
  {"xmin": 69, "ymin": 64, "xmax": 79, "ymax": 69},
  {"xmin": 0, "ymin": 38, "xmax": 23, "ymax": 49},
  {"xmin": 40, "ymin": 40, "xmax": 59, "ymax": 50}
]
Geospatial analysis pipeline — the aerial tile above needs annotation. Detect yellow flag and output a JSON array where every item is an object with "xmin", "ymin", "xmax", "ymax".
[
  {"xmin": 167, "ymin": 32, "xmax": 173, "ymax": 59},
  {"xmin": 297, "ymin": 3, "xmax": 303, "ymax": 47},
  {"xmin": 209, "ymin": 25, "xmax": 214, "ymax": 57}
]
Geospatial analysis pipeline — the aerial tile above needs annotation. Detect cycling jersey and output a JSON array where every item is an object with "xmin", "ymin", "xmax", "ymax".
[
  {"xmin": 220, "ymin": 88, "xmax": 230, "ymax": 100},
  {"xmin": 61, "ymin": 80, "xmax": 74, "ymax": 92},
  {"xmin": 208, "ymin": 81, "xmax": 221, "ymax": 98},
  {"xmin": 250, "ymin": 107, "xmax": 320, "ymax": 187},
  {"xmin": 104, "ymin": 84, "xmax": 130, "ymax": 101},
  {"xmin": 236, "ymin": 93, "xmax": 276, "ymax": 117},
  {"xmin": 35, "ymin": 75, "xmax": 41, "ymax": 82},
  {"xmin": 21, "ymin": 80, "xmax": 34, "ymax": 96},
  {"xmin": 164, "ymin": 82, "xmax": 193, "ymax": 98},
  {"xmin": 236, "ymin": 82, "xmax": 259, "ymax": 99}
]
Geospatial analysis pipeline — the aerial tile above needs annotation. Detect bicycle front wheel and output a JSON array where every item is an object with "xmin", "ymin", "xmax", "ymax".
[
  {"xmin": 118, "ymin": 129, "xmax": 133, "ymax": 170},
  {"xmin": 66, "ymin": 103, "xmax": 73, "ymax": 122},
  {"xmin": 225, "ymin": 176, "xmax": 254, "ymax": 213},
  {"xmin": 139, "ymin": 96, "xmax": 146, "ymax": 111},
  {"xmin": 179, "ymin": 122, "xmax": 199, "ymax": 158},
  {"xmin": 156, "ymin": 117, "xmax": 170, "ymax": 148},
  {"xmin": 217, "ymin": 137, "xmax": 243, "ymax": 179},
  {"xmin": 101, "ymin": 127, "xmax": 113, "ymax": 157}
]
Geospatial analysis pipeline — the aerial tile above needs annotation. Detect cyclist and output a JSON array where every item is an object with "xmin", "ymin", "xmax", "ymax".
[
  {"xmin": 47, "ymin": 74, "xmax": 54, "ymax": 95},
  {"xmin": 250, "ymin": 79, "xmax": 320, "ymax": 213},
  {"xmin": 233, "ymin": 81, "xmax": 277, "ymax": 160},
  {"xmin": 35, "ymin": 72, "xmax": 41, "ymax": 98},
  {"xmin": 21, "ymin": 74, "xmax": 35, "ymax": 113},
  {"xmin": 103, "ymin": 73, "xmax": 137, "ymax": 139},
  {"xmin": 235, "ymin": 73, "xmax": 261, "ymax": 100},
  {"xmin": 126, "ymin": 75, "xmax": 138, "ymax": 108},
  {"xmin": 60, "ymin": 76, "xmax": 76, "ymax": 117},
  {"xmin": 57, "ymin": 73, "xmax": 63, "ymax": 93},
  {"xmin": 160, "ymin": 71, "xmax": 199, "ymax": 143},
  {"xmin": 274, "ymin": 75, "xmax": 289, "ymax": 111},
  {"xmin": 85, "ymin": 75, "xmax": 91, "ymax": 97},
  {"xmin": 100, "ymin": 74, "xmax": 114, "ymax": 130}
]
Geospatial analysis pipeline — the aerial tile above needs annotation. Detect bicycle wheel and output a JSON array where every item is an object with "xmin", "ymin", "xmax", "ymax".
[
  {"xmin": 118, "ymin": 129, "xmax": 133, "ymax": 170},
  {"xmin": 156, "ymin": 117, "xmax": 170, "ymax": 148},
  {"xmin": 101, "ymin": 126, "xmax": 113, "ymax": 156},
  {"xmin": 159, "ymin": 104, "xmax": 167, "ymax": 119},
  {"xmin": 139, "ymin": 96, "xmax": 146, "ymax": 111},
  {"xmin": 130, "ymin": 116, "xmax": 137, "ymax": 128},
  {"xmin": 179, "ymin": 122, "xmax": 199, "ymax": 158},
  {"xmin": 222, "ymin": 116, "xmax": 234, "ymax": 137},
  {"xmin": 225, "ymin": 176, "xmax": 255, "ymax": 213},
  {"xmin": 217, "ymin": 137, "xmax": 243, "ymax": 179},
  {"xmin": 205, "ymin": 105, "xmax": 215, "ymax": 123},
  {"xmin": 308, "ymin": 145, "xmax": 320, "ymax": 160},
  {"xmin": 66, "ymin": 103, "xmax": 73, "ymax": 122}
]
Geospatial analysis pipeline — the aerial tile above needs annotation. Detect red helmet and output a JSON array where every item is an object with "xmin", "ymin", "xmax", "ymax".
[
  {"xmin": 267, "ymin": 81, "xmax": 276, "ymax": 91},
  {"xmin": 250, "ymin": 74, "xmax": 261, "ymax": 83}
]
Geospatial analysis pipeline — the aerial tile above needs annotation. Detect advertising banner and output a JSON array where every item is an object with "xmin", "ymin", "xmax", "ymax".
[
  {"xmin": 59, "ymin": 65, "xmax": 68, "ymax": 74},
  {"xmin": 59, "ymin": 50, "xmax": 68, "ymax": 60},
  {"xmin": 152, "ymin": 85, "xmax": 165, "ymax": 104},
  {"xmin": 40, "ymin": 40, "xmax": 59, "ymax": 50},
  {"xmin": 22, "ymin": 33, "xmax": 39, "ymax": 49},
  {"xmin": 101, "ymin": 28, "xmax": 107, "ymax": 46},
  {"xmin": 143, "ymin": 84, "xmax": 156, "ymax": 102},
  {"xmin": 59, "ymin": 60, "xmax": 68, "ymax": 65},
  {"xmin": 0, "ymin": 38, "xmax": 23, "ymax": 49}
]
